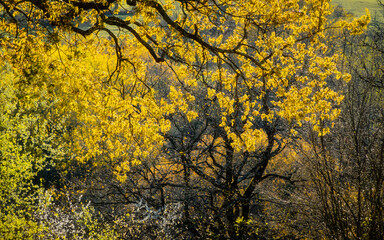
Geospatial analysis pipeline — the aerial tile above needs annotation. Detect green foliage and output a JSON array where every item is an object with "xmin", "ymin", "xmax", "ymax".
[
  {"xmin": 0, "ymin": 66, "xmax": 45, "ymax": 238},
  {"xmin": 0, "ymin": 59, "xmax": 73, "ymax": 238}
]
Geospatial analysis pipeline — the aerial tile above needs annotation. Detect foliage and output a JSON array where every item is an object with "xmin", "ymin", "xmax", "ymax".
[
  {"xmin": 294, "ymin": 12, "xmax": 384, "ymax": 239},
  {"xmin": 0, "ymin": 66, "xmax": 51, "ymax": 239},
  {"xmin": 35, "ymin": 190, "xmax": 117, "ymax": 239},
  {"xmin": 0, "ymin": 0, "xmax": 373, "ymax": 239}
]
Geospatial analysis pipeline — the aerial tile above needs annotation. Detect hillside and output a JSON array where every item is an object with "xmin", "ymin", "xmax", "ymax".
[{"xmin": 332, "ymin": 0, "xmax": 383, "ymax": 18}]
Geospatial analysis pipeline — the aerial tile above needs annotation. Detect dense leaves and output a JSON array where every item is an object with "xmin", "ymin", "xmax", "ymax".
[{"xmin": 0, "ymin": 0, "xmax": 378, "ymax": 239}]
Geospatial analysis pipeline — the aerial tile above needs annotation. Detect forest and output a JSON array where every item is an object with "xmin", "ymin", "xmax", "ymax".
[{"xmin": 0, "ymin": 0, "xmax": 382, "ymax": 239}]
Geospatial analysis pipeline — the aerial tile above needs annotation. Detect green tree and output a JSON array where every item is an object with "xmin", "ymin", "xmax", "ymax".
[{"xmin": 0, "ymin": 65, "xmax": 52, "ymax": 239}]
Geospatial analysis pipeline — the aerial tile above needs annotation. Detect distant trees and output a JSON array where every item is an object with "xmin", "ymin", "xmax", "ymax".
[{"xmin": 296, "ymin": 5, "xmax": 384, "ymax": 239}]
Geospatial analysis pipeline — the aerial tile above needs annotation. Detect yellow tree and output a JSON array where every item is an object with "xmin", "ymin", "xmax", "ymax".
[
  {"xmin": 0, "ymin": 30, "xmax": 163, "ymax": 238},
  {"xmin": 0, "ymin": 0, "xmax": 370, "ymax": 238}
]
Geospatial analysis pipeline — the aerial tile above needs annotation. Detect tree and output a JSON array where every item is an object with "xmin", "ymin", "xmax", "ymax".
[
  {"xmin": 0, "ymin": 0, "xmax": 370, "ymax": 239},
  {"xmin": 0, "ymin": 32, "xmax": 128, "ymax": 239},
  {"xmin": 0, "ymin": 64, "xmax": 68, "ymax": 238},
  {"xmin": 295, "ymin": 6, "xmax": 384, "ymax": 239}
]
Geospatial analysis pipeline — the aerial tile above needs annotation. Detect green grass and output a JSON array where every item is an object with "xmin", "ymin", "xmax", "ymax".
[{"xmin": 332, "ymin": 0, "xmax": 383, "ymax": 19}]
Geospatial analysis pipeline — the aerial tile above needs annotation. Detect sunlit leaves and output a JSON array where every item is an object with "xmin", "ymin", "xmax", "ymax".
[
  {"xmin": 0, "ymin": 67, "xmax": 46, "ymax": 238},
  {"xmin": 0, "ymin": 0, "xmax": 370, "ymax": 186}
]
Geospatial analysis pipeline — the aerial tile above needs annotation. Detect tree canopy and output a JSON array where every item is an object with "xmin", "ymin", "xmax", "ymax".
[{"xmin": 0, "ymin": 0, "xmax": 375, "ymax": 239}]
